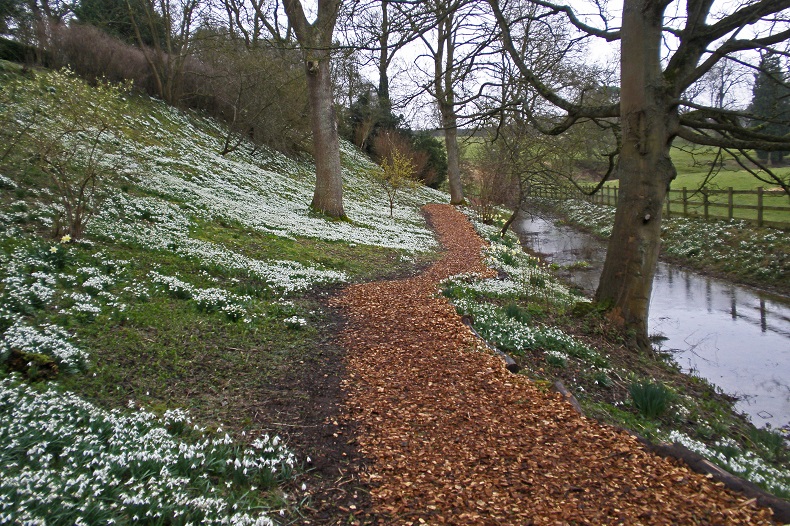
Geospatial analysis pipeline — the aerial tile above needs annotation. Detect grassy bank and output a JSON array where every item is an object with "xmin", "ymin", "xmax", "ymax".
[
  {"xmin": 534, "ymin": 198, "xmax": 789, "ymax": 293},
  {"xmin": 602, "ymin": 144, "xmax": 790, "ymax": 226},
  {"xmin": 0, "ymin": 64, "xmax": 442, "ymax": 524},
  {"xmin": 1, "ymin": 62, "xmax": 788, "ymax": 523}
]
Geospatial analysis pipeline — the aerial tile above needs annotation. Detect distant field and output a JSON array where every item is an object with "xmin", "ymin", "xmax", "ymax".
[
  {"xmin": 600, "ymin": 144, "xmax": 790, "ymax": 226},
  {"xmin": 464, "ymin": 133, "xmax": 789, "ymax": 225}
]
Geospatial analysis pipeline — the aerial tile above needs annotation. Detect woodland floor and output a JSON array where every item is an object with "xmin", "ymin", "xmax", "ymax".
[{"xmin": 289, "ymin": 204, "xmax": 778, "ymax": 525}]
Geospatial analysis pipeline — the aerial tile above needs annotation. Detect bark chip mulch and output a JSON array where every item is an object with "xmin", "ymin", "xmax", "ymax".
[{"xmin": 331, "ymin": 204, "xmax": 776, "ymax": 525}]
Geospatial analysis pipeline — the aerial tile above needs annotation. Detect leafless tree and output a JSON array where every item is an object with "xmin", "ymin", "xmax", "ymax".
[
  {"xmin": 220, "ymin": 0, "xmax": 292, "ymax": 46},
  {"xmin": 488, "ymin": 0, "xmax": 790, "ymax": 349},
  {"xmin": 127, "ymin": 0, "xmax": 205, "ymax": 105},
  {"xmin": 403, "ymin": 0, "xmax": 501, "ymax": 205}
]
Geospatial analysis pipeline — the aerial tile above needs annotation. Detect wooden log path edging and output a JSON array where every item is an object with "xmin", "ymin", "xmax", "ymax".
[{"xmin": 332, "ymin": 203, "xmax": 777, "ymax": 524}]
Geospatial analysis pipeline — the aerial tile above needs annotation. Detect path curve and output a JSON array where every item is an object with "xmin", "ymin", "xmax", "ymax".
[{"xmin": 333, "ymin": 204, "xmax": 775, "ymax": 525}]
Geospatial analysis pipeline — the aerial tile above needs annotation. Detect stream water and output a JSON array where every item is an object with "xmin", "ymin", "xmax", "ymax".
[{"xmin": 515, "ymin": 214, "xmax": 790, "ymax": 431}]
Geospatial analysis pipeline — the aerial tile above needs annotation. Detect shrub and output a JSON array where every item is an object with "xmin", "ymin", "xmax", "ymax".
[
  {"xmin": 410, "ymin": 131, "xmax": 447, "ymax": 189},
  {"xmin": 629, "ymin": 381, "xmax": 673, "ymax": 418},
  {"xmin": 371, "ymin": 131, "xmax": 420, "ymax": 217},
  {"xmin": 47, "ymin": 23, "xmax": 311, "ymax": 156},
  {"xmin": 1, "ymin": 68, "xmax": 132, "ymax": 239}
]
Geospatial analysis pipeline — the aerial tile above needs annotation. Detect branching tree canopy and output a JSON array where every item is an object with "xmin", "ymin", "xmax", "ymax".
[
  {"xmin": 488, "ymin": 0, "xmax": 790, "ymax": 349},
  {"xmin": 408, "ymin": 0, "xmax": 502, "ymax": 205}
]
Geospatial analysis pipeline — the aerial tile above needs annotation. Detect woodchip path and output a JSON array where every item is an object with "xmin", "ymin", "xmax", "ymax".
[{"xmin": 332, "ymin": 204, "xmax": 776, "ymax": 525}]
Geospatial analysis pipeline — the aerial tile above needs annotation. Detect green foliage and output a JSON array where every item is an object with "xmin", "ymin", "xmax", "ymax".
[
  {"xmin": 410, "ymin": 131, "xmax": 448, "ymax": 189},
  {"xmin": 0, "ymin": 36, "xmax": 30, "ymax": 62},
  {"xmin": 544, "ymin": 353, "xmax": 567, "ymax": 368},
  {"xmin": 749, "ymin": 54, "xmax": 790, "ymax": 164},
  {"xmin": 371, "ymin": 142, "xmax": 419, "ymax": 217},
  {"xmin": 629, "ymin": 381, "xmax": 673, "ymax": 419},
  {"xmin": 592, "ymin": 371, "xmax": 612, "ymax": 388},
  {"xmin": 504, "ymin": 302, "xmax": 530, "ymax": 324},
  {"xmin": 748, "ymin": 427, "xmax": 789, "ymax": 464},
  {"xmin": 6, "ymin": 349, "xmax": 58, "ymax": 381}
]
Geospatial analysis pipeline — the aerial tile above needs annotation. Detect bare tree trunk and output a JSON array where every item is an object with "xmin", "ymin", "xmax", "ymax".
[
  {"xmin": 306, "ymin": 56, "xmax": 346, "ymax": 217},
  {"xmin": 594, "ymin": 0, "xmax": 677, "ymax": 350},
  {"xmin": 283, "ymin": 0, "xmax": 345, "ymax": 218},
  {"xmin": 378, "ymin": 0, "xmax": 391, "ymax": 115},
  {"xmin": 441, "ymin": 105, "xmax": 464, "ymax": 204},
  {"xmin": 435, "ymin": 8, "xmax": 464, "ymax": 205}
]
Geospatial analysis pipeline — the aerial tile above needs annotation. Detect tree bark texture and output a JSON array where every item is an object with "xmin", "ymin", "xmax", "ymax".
[
  {"xmin": 306, "ymin": 55, "xmax": 346, "ymax": 217},
  {"xmin": 442, "ymin": 107, "xmax": 464, "ymax": 205},
  {"xmin": 594, "ymin": 0, "xmax": 677, "ymax": 349},
  {"xmin": 283, "ymin": 0, "xmax": 346, "ymax": 218},
  {"xmin": 434, "ymin": 6, "xmax": 464, "ymax": 205},
  {"xmin": 378, "ymin": 0, "xmax": 391, "ymax": 115}
]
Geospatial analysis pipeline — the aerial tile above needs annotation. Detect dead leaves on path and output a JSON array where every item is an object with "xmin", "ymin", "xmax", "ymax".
[{"xmin": 333, "ymin": 204, "xmax": 775, "ymax": 525}]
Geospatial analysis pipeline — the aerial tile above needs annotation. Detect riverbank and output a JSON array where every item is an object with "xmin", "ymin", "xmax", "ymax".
[
  {"xmin": 527, "ymin": 197, "xmax": 789, "ymax": 296},
  {"xmin": 446, "ymin": 209, "xmax": 790, "ymax": 502}
]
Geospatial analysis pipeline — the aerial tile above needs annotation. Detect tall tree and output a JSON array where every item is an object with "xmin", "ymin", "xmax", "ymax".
[
  {"xmin": 74, "ymin": 0, "xmax": 165, "ymax": 46},
  {"xmin": 750, "ymin": 54, "xmax": 790, "ymax": 165},
  {"xmin": 219, "ymin": 0, "xmax": 292, "ymax": 47},
  {"xmin": 489, "ymin": 0, "xmax": 790, "ymax": 349},
  {"xmin": 0, "ymin": 0, "xmax": 24, "ymax": 36},
  {"xmin": 431, "ymin": 0, "xmax": 464, "ymax": 204},
  {"xmin": 1, "ymin": 0, "xmax": 71, "ymax": 62},
  {"xmin": 283, "ymin": 0, "xmax": 345, "ymax": 218},
  {"xmin": 410, "ymin": 0, "xmax": 494, "ymax": 205}
]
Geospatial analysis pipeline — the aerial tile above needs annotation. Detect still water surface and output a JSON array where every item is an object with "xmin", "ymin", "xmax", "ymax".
[{"xmin": 515, "ymin": 214, "xmax": 790, "ymax": 430}]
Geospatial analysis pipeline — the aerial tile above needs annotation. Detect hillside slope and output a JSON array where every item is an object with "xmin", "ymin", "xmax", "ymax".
[{"xmin": 0, "ymin": 64, "xmax": 445, "ymax": 524}]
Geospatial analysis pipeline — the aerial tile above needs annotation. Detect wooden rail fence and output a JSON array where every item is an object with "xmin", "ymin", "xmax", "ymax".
[{"xmin": 528, "ymin": 185, "xmax": 790, "ymax": 229}]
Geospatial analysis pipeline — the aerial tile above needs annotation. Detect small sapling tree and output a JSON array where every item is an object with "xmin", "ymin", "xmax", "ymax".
[
  {"xmin": 372, "ymin": 131, "xmax": 419, "ymax": 217},
  {"xmin": 3, "ymin": 68, "xmax": 132, "ymax": 239}
]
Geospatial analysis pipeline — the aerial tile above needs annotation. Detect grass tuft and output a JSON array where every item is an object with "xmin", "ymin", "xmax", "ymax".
[{"xmin": 629, "ymin": 381, "xmax": 673, "ymax": 419}]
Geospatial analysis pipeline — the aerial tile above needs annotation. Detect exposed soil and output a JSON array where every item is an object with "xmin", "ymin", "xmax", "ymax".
[{"xmin": 320, "ymin": 204, "xmax": 778, "ymax": 525}]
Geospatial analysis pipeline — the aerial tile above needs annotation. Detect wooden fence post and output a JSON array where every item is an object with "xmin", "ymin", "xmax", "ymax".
[
  {"xmin": 666, "ymin": 193, "xmax": 671, "ymax": 218},
  {"xmin": 728, "ymin": 187, "xmax": 733, "ymax": 221},
  {"xmin": 703, "ymin": 190, "xmax": 709, "ymax": 220},
  {"xmin": 757, "ymin": 187, "xmax": 763, "ymax": 227},
  {"xmin": 683, "ymin": 187, "xmax": 688, "ymax": 216}
]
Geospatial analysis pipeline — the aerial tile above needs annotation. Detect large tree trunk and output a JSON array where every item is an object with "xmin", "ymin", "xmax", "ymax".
[
  {"xmin": 378, "ymin": 0, "xmax": 391, "ymax": 116},
  {"xmin": 283, "ymin": 0, "xmax": 345, "ymax": 218},
  {"xmin": 306, "ymin": 56, "xmax": 346, "ymax": 218},
  {"xmin": 433, "ymin": 6, "xmax": 464, "ymax": 205},
  {"xmin": 594, "ymin": 0, "xmax": 677, "ymax": 349},
  {"xmin": 442, "ymin": 106, "xmax": 464, "ymax": 205}
]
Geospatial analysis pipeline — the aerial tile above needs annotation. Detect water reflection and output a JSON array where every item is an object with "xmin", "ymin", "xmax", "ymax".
[{"xmin": 515, "ymin": 215, "xmax": 790, "ymax": 430}]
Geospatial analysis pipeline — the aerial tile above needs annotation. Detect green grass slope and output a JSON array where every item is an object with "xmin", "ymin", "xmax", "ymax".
[{"xmin": 0, "ymin": 64, "xmax": 444, "ymax": 524}]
